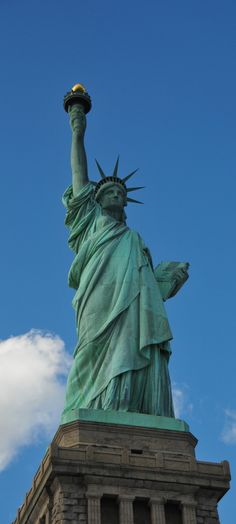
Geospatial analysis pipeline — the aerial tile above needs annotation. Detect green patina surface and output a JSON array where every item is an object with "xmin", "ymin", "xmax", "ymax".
[
  {"xmin": 61, "ymin": 408, "xmax": 189, "ymax": 432},
  {"xmin": 61, "ymin": 88, "xmax": 189, "ymax": 424}
]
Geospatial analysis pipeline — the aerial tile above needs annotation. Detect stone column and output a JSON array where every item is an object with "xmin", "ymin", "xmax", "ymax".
[
  {"xmin": 87, "ymin": 495, "xmax": 101, "ymax": 524},
  {"xmin": 119, "ymin": 495, "xmax": 134, "ymax": 524},
  {"xmin": 39, "ymin": 509, "xmax": 50, "ymax": 524},
  {"xmin": 182, "ymin": 502, "xmax": 197, "ymax": 524},
  {"xmin": 149, "ymin": 498, "xmax": 166, "ymax": 524},
  {"xmin": 45, "ymin": 508, "xmax": 50, "ymax": 524}
]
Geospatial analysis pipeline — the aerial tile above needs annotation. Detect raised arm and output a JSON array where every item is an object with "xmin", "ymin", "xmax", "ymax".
[{"xmin": 69, "ymin": 104, "xmax": 89, "ymax": 196}]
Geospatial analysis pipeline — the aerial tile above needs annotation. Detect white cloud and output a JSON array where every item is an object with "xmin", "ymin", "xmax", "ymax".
[
  {"xmin": 0, "ymin": 330, "xmax": 72, "ymax": 471},
  {"xmin": 0, "ymin": 333, "xmax": 194, "ymax": 470},
  {"xmin": 221, "ymin": 409, "xmax": 236, "ymax": 444},
  {"xmin": 172, "ymin": 383, "xmax": 193, "ymax": 419}
]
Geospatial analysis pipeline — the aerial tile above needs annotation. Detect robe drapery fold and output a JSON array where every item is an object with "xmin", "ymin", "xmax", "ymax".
[{"xmin": 61, "ymin": 183, "xmax": 175, "ymax": 419}]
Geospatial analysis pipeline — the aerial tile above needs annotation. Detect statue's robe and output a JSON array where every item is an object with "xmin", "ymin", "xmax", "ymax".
[{"xmin": 61, "ymin": 183, "xmax": 176, "ymax": 420}]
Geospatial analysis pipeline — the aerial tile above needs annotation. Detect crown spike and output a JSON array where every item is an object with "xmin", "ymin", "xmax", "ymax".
[
  {"xmin": 127, "ymin": 197, "xmax": 143, "ymax": 204},
  {"xmin": 127, "ymin": 186, "xmax": 145, "ymax": 193},
  {"xmin": 112, "ymin": 156, "xmax": 120, "ymax": 178},
  {"xmin": 95, "ymin": 159, "xmax": 106, "ymax": 179},
  {"xmin": 122, "ymin": 169, "xmax": 139, "ymax": 183}
]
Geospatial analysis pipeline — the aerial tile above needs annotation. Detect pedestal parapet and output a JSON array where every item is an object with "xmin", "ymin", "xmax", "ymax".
[{"xmin": 12, "ymin": 412, "xmax": 230, "ymax": 524}]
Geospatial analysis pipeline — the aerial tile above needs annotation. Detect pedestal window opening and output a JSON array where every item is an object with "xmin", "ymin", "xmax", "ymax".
[
  {"xmin": 101, "ymin": 495, "xmax": 119, "ymax": 524},
  {"xmin": 165, "ymin": 502, "xmax": 182, "ymax": 524},
  {"xmin": 133, "ymin": 498, "xmax": 151, "ymax": 524}
]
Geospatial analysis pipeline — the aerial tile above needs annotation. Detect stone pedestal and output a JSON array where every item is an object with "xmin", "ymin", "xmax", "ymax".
[{"xmin": 13, "ymin": 412, "xmax": 230, "ymax": 524}]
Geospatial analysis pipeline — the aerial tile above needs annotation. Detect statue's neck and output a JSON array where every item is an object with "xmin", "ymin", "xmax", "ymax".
[{"xmin": 102, "ymin": 207, "xmax": 124, "ymax": 222}]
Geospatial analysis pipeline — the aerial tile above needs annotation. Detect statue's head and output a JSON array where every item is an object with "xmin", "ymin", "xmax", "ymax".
[
  {"xmin": 93, "ymin": 157, "xmax": 144, "ymax": 216},
  {"xmin": 96, "ymin": 181, "xmax": 127, "ymax": 212}
]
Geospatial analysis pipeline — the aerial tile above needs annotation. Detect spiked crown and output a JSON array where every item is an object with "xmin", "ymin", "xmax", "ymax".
[{"xmin": 93, "ymin": 157, "xmax": 144, "ymax": 204}]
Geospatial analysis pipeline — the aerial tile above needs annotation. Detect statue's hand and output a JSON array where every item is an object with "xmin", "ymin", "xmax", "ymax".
[{"xmin": 69, "ymin": 104, "xmax": 87, "ymax": 138}]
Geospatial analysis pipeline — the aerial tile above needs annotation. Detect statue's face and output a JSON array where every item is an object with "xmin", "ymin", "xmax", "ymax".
[{"xmin": 99, "ymin": 184, "xmax": 126, "ymax": 211}]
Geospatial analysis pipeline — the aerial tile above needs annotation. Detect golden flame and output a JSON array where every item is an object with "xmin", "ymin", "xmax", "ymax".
[{"xmin": 71, "ymin": 83, "xmax": 86, "ymax": 93}]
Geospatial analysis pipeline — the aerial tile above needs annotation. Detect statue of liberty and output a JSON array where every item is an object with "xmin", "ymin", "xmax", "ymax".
[{"xmin": 61, "ymin": 84, "xmax": 189, "ymax": 423}]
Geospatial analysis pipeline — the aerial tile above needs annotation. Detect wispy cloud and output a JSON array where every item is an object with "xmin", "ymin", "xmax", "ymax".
[
  {"xmin": 172, "ymin": 383, "xmax": 193, "ymax": 419},
  {"xmin": 221, "ymin": 409, "xmax": 236, "ymax": 444},
  {"xmin": 0, "ymin": 330, "xmax": 72, "ymax": 471}
]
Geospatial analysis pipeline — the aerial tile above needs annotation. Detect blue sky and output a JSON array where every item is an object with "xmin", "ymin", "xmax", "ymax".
[{"xmin": 0, "ymin": 1, "xmax": 235, "ymax": 522}]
